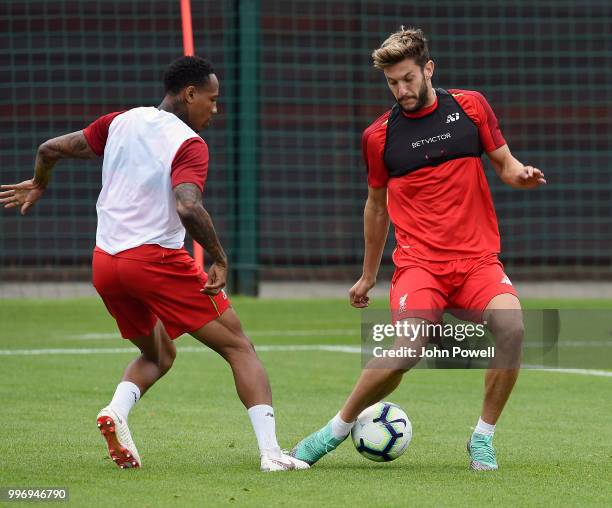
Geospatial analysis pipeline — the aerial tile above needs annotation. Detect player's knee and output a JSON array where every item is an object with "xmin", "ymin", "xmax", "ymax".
[
  {"xmin": 495, "ymin": 319, "xmax": 524, "ymax": 353},
  {"xmin": 143, "ymin": 343, "xmax": 176, "ymax": 374},
  {"xmin": 222, "ymin": 332, "xmax": 256, "ymax": 361},
  {"xmin": 505, "ymin": 320, "xmax": 524, "ymax": 341},
  {"xmin": 159, "ymin": 347, "xmax": 176, "ymax": 374},
  {"xmin": 235, "ymin": 333, "xmax": 256, "ymax": 354},
  {"xmin": 372, "ymin": 355, "xmax": 416, "ymax": 373},
  {"xmin": 398, "ymin": 358, "xmax": 419, "ymax": 373}
]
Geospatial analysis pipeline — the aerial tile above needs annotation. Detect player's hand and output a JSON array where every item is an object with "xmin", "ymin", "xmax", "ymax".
[
  {"xmin": 349, "ymin": 275, "xmax": 376, "ymax": 308},
  {"xmin": 201, "ymin": 261, "xmax": 227, "ymax": 296},
  {"xmin": 516, "ymin": 166, "xmax": 546, "ymax": 189},
  {"xmin": 0, "ymin": 179, "xmax": 46, "ymax": 215}
]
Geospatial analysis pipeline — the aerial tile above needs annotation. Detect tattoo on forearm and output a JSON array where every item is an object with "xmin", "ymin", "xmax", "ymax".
[
  {"xmin": 33, "ymin": 151, "xmax": 56, "ymax": 188},
  {"xmin": 48, "ymin": 131, "xmax": 96, "ymax": 159},
  {"xmin": 174, "ymin": 183, "xmax": 227, "ymax": 264},
  {"xmin": 34, "ymin": 131, "xmax": 96, "ymax": 187}
]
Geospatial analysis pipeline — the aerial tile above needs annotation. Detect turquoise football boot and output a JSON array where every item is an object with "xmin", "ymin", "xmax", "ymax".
[
  {"xmin": 291, "ymin": 421, "xmax": 346, "ymax": 465},
  {"xmin": 467, "ymin": 433, "xmax": 498, "ymax": 471}
]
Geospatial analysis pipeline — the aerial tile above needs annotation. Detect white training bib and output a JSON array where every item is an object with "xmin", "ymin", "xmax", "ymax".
[{"xmin": 95, "ymin": 107, "xmax": 199, "ymax": 254}]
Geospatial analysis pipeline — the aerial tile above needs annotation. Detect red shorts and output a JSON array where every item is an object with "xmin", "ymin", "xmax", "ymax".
[
  {"xmin": 92, "ymin": 245, "xmax": 231, "ymax": 339},
  {"xmin": 390, "ymin": 253, "xmax": 518, "ymax": 323}
]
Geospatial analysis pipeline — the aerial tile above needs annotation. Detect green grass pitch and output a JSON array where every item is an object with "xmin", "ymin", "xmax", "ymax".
[{"xmin": 1, "ymin": 297, "xmax": 610, "ymax": 506}]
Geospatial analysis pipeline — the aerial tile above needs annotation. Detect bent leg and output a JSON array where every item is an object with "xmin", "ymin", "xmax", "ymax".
[
  {"xmin": 340, "ymin": 324, "xmax": 430, "ymax": 422},
  {"xmin": 93, "ymin": 251, "xmax": 176, "ymax": 398},
  {"xmin": 481, "ymin": 293, "xmax": 524, "ymax": 424},
  {"xmin": 122, "ymin": 320, "xmax": 177, "ymax": 396},
  {"xmin": 189, "ymin": 308, "xmax": 311, "ymax": 468},
  {"xmin": 341, "ymin": 267, "xmax": 445, "ymax": 422},
  {"xmin": 293, "ymin": 266, "xmax": 446, "ymax": 465},
  {"xmin": 97, "ymin": 320, "xmax": 176, "ymax": 470},
  {"xmin": 292, "ymin": 320, "xmax": 430, "ymax": 465},
  {"xmin": 103, "ymin": 320, "xmax": 177, "ymax": 421},
  {"xmin": 189, "ymin": 307, "xmax": 271, "ymax": 408}
]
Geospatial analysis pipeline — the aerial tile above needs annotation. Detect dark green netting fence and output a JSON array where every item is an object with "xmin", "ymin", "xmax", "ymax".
[{"xmin": 1, "ymin": 0, "xmax": 611, "ymax": 293}]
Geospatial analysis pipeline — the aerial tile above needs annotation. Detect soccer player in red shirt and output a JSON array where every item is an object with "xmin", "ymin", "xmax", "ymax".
[
  {"xmin": 292, "ymin": 28, "xmax": 546, "ymax": 470},
  {"xmin": 0, "ymin": 56, "xmax": 308, "ymax": 472}
]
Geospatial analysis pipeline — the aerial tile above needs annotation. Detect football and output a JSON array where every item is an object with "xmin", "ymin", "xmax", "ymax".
[{"xmin": 351, "ymin": 402, "xmax": 412, "ymax": 462}]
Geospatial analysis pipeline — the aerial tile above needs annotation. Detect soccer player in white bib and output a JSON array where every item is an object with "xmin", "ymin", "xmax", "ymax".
[{"xmin": 0, "ymin": 56, "xmax": 308, "ymax": 472}]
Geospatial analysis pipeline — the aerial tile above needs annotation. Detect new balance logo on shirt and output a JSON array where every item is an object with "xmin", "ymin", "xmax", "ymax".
[{"xmin": 446, "ymin": 112, "xmax": 460, "ymax": 123}]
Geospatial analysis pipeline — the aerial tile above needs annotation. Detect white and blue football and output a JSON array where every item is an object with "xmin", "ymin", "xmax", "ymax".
[{"xmin": 351, "ymin": 402, "xmax": 412, "ymax": 462}]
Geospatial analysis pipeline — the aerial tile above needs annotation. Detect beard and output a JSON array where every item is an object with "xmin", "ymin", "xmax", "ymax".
[{"xmin": 398, "ymin": 76, "xmax": 430, "ymax": 113}]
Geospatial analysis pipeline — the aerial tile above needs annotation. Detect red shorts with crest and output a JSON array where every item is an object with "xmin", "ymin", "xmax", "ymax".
[
  {"xmin": 92, "ymin": 245, "xmax": 230, "ymax": 339},
  {"xmin": 390, "ymin": 253, "xmax": 518, "ymax": 324}
]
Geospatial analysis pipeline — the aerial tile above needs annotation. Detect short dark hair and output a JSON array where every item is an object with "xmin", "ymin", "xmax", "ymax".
[{"xmin": 163, "ymin": 56, "xmax": 215, "ymax": 94}]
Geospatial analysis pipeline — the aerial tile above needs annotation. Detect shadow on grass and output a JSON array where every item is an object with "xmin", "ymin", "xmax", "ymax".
[{"xmin": 311, "ymin": 461, "xmax": 465, "ymax": 473}]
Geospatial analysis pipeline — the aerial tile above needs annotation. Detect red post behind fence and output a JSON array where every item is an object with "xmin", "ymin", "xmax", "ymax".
[{"xmin": 180, "ymin": 0, "xmax": 204, "ymax": 268}]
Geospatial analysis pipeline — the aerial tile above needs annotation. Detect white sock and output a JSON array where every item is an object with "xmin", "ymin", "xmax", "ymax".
[
  {"xmin": 109, "ymin": 381, "xmax": 141, "ymax": 421},
  {"xmin": 331, "ymin": 412, "xmax": 355, "ymax": 440},
  {"xmin": 247, "ymin": 404, "xmax": 282, "ymax": 457},
  {"xmin": 474, "ymin": 417, "xmax": 496, "ymax": 437}
]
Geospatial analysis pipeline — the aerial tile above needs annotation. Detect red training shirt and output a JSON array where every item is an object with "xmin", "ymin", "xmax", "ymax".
[{"xmin": 362, "ymin": 89, "xmax": 506, "ymax": 265}]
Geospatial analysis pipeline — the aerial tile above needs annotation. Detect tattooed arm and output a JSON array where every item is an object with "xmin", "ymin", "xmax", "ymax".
[
  {"xmin": 34, "ymin": 131, "xmax": 98, "ymax": 186},
  {"xmin": 174, "ymin": 183, "xmax": 228, "ymax": 295},
  {"xmin": 0, "ymin": 131, "xmax": 97, "ymax": 215}
]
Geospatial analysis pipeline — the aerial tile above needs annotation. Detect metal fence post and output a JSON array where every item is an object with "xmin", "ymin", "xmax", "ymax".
[{"xmin": 234, "ymin": 0, "xmax": 260, "ymax": 295}]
